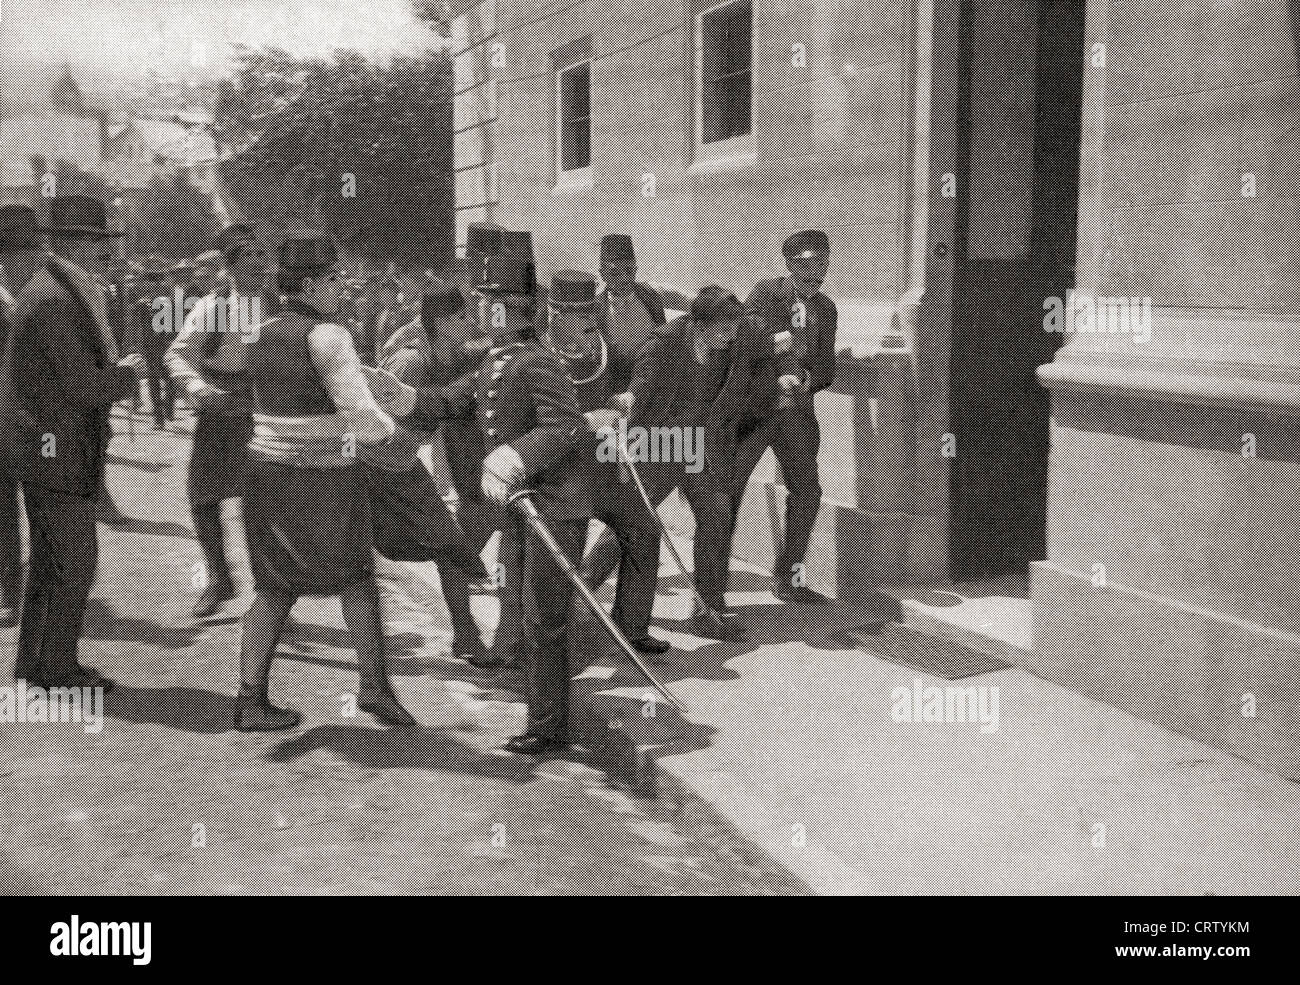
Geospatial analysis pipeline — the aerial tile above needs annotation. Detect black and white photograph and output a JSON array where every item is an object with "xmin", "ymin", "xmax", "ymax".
[{"xmin": 0, "ymin": 0, "xmax": 1292, "ymax": 927}]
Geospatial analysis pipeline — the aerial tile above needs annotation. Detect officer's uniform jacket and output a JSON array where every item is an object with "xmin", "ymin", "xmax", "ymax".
[{"xmin": 411, "ymin": 337, "xmax": 590, "ymax": 521}]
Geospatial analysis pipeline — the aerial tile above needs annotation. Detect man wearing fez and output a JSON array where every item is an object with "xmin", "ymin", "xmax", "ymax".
[
  {"xmin": 393, "ymin": 267, "xmax": 612, "ymax": 755},
  {"xmin": 166, "ymin": 223, "xmax": 272, "ymax": 618},
  {"xmin": 135, "ymin": 256, "xmax": 174, "ymax": 429},
  {"xmin": 0, "ymin": 205, "xmax": 50, "ymax": 627},
  {"xmin": 8, "ymin": 196, "xmax": 147, "ymax": 690},
  {"xmin": 733, "ymin": 230, "xmax": 837, "ymax": 604},
  {"xmin": 235, "ymin": 231, "xmax": 412, "ymax": 731},
  {"xmin": 547, "ymin": 265, "xmax": 667, "ymax": 659}
]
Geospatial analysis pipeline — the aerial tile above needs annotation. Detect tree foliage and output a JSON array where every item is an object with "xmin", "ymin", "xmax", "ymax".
[{"xmin": 214, "ymin": 44, "xmax": 453, "ymax": 273}]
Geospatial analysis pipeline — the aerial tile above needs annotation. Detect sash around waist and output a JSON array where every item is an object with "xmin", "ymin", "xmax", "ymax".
[{"xmin": 248, "ymin": 413, "xmax": 363, "ymax": 469}]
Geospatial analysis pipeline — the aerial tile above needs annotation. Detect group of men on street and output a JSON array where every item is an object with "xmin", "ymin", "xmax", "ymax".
[
  {"xmin": 0, "ymin": 192, "xmax": 838, "ymax": 756},
  {"xmin": 386, "ymin": 220, "xmax": 839, "ymax": 753}
]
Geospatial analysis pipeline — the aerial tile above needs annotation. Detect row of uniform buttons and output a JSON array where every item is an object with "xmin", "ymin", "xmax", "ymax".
[{"xmin": 480, "ymin": 341, "xmax": 520, "ymax": 440}]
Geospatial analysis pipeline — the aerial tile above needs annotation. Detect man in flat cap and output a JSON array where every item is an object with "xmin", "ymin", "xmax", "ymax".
[
  {"xmin": 732, "ymin": 229, "xmax": 838, "ymax": 604},
  {"xmin": 8, "ymin": 196, "xmax": 147, "ymax": 690},
  {"xmin": 166, "ymin": 222, "xmax": 273, "ymax": 618}
]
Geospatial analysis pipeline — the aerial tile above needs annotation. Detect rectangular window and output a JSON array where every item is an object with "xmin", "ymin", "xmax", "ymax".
[
  {"xmin": 698, "ymin": 0, "xmax": 752, "ymax": 146},
  {"xmin": 558, "ymin": 60, "xmax": 592, "ymax": 173}
]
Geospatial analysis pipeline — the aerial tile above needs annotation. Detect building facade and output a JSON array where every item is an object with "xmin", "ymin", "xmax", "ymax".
[{"xmin": 452, "ymin": 0, "xmax": 1300, "ymax": 776}]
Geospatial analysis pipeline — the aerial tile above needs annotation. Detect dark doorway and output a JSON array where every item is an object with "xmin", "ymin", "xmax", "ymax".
[{"xmin": 947, "ymin": 0, "xmax": 1085, "ymax": 583}]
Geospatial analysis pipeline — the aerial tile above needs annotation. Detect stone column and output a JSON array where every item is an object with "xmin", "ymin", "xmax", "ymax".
[{"xmin": 1032, "ymin": 0, "xmax": 1300, "ymax": 778}]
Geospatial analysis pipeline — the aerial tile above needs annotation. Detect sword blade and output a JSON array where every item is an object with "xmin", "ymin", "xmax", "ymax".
[{"xmin": 508, "ymin": 491, "xmax": 687, "ymax": 713}]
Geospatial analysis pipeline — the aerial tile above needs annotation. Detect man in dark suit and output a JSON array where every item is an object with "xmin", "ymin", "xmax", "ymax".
[
  {"xmin": 734, "ymin": 230, "xmax": 838, "ymax": 604},
  {"xmin": 0, "ymin": 205, "xmax": 51, "ymax": 628},
  {"xmin": 8, "ymin": 196, "xmax": 146, "ymax": 690}
]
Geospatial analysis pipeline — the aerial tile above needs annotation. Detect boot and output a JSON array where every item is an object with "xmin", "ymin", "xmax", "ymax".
[
  {"xmin": 234, "ymin": 591, "xmax": 300, "ymax": 731},
  {"xmin": 234, "ymin": 690, "xmax": 301, "ymax": 732},
  {"xmin": 358, "ymin": 681, "xmax": 416, "ymax": 728},
  {"xmin": 346, "ymin": 582, "xmax": 416, "ymax": 728}
]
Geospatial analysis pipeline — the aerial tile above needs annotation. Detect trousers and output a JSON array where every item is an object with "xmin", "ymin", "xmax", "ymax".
[
  {"xmin": 16, "ymin": 483, "xmax": 100, "ymax": 679},
  {"xmin": 497, "ymin": 507, "xmax": 587, "ymax": 743},
  {"xmin": 730, "ymin": 406, "xmax": 823, "ymax": 583}
]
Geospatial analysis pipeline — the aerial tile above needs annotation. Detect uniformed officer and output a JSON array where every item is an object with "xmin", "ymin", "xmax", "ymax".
[
  {"xmin": 400, "ymin": 269, "xmax": 606, "ymax": 755},
  {"xmin": 733, "ymin": 230, "xmax": 837, "ymax": 603},
  {"xmin": 540, "ymin": 269, "xmax": 667, "ymax": 659},
  {"xmin": 165, "ymin": 224, "xmax": 273, "ymax": 618}
]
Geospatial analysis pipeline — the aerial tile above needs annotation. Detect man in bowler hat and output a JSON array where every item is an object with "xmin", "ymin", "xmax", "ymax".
[{"xmin": 7, "ymin": 196, "xmax": 147, "ymax": 689}]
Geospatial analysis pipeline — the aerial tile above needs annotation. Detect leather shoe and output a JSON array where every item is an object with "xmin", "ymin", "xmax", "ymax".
[
  {"xmin": 630, "ymin": 636, "xmax": 671, "ymax": 656},
  {"xmin": 192, "ymin": 578, "xmax": 237, "ymax": 619},
  {"xmin": 234, "ymin": 700, "xmax": 302, "ymax": 732},
  {"xmin": 28, "ymin": 667, "xmax": 117, "ymax": 693},
  {"xmin": 359, "ymin": 689, "xmax": 416, "ymax": 728},
  {"xmin": 773, "ymin": 582, "xmax": 833, "ymax": 605},
  {"xmin": 687, "ymin": 609, "xmax": 744, "ymax": 641},
  {"xmin": 503, "ymin": 733, "xmax": 567, "ymax": 756}
]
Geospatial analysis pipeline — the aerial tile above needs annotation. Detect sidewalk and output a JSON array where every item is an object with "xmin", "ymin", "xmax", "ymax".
[{"xmin": 545, "ymin": 529, "xmax": 1300, "ymax": 896}]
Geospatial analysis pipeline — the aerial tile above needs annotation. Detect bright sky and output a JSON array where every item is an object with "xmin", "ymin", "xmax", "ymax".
[{"xmin": 0, "ymin": 0, "xmax": 442, "ymax": 81}]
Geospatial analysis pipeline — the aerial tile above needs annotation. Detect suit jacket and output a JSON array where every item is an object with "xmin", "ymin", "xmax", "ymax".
[
  {"xmin": 7, "ymin": 256, "xmax": 135, "ymax": 497},
  {"xmin": 411, "ymin": 338, "xmax": 590, "ymax": 520},
  {"xmin": 743, "ymin": 276, "xmax": 839, "ymax": 400}
]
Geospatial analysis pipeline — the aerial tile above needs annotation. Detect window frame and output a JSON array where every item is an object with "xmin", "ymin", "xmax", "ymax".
[
  {"xmin": 693, "ymin": 0, "xmax": 755, "ymax": 167},
  {"xmin": 555, "ymin": 56, "xmax": 594, "ymax": 188}
]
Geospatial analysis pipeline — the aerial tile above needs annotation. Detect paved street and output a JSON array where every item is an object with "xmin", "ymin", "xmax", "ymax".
[{"xmin": 0, "ymin": 408, "xmax": 807, "ymax": 895}]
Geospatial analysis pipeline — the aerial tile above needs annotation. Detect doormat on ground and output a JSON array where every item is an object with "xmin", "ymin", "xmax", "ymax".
[{"xmin": 836, "ymin": 622, "xmax": 1011, "ymax": 680}]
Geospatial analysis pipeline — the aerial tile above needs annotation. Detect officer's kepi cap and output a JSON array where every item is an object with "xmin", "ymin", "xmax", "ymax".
[{"xmin": 783, "ymin": 229, "xmax": 830, "ymax": 262}]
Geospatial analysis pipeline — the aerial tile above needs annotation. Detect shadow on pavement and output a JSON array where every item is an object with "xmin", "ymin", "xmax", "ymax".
[
  {"xmin": 81, "ymin": 598, "xmax": 203, "ymax": 649},
  {"xmin": 264, "ymin": 723, "xmax": 540, "ymax": 783},
  {"xmin": 282, "ymin": 619, "xmax": 425, "ymax": 658},
  {"xmin": 277, "ymin": 648, "xmax": 433, "ymax": 680},
  {"xmin": 104, "ymin": 684, "xmax": 235, "ymax": 734}
]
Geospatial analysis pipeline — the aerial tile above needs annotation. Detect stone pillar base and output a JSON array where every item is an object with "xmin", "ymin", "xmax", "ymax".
[{"xmin": 1030, "ymin": 560, "xmax": 1300, "ymax": 781}]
